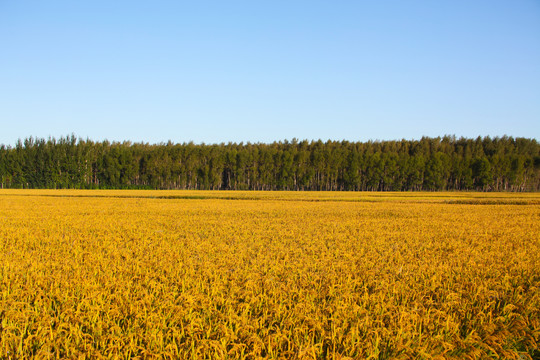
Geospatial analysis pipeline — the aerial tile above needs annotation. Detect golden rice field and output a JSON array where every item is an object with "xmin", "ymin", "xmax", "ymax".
[{"xmin": 0, "ymin": 190, "xmax": 539, "ymax": 359}]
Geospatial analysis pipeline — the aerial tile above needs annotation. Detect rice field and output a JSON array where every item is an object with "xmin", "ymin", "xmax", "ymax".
[{"xmin": 0, "ymin": 190, "xmax": 539, "ymax": 359}]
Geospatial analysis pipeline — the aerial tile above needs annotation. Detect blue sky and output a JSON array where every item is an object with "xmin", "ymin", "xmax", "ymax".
[{"xmin": 1, "ymin": 0, "xmax": 539, "ymax": 145}]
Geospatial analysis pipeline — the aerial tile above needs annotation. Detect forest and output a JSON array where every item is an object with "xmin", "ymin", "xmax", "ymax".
[{"xmin": 0, "ymin": 135, "xmax": 538, "ymax": 191}]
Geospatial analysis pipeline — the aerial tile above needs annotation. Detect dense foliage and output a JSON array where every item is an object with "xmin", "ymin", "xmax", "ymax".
[{"xmin": 0, "ymin": 135, "xmax": 538, "ymax": 191}]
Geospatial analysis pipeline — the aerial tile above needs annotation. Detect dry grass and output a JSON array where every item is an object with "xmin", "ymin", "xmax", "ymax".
[{"xmin": 0, "ymin": 190, "xmax": 539, "ymax": 359}]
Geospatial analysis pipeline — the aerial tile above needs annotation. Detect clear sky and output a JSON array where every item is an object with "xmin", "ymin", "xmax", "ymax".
[{"xmin": 1, "ymin": 1, "xmax": 539, "ymax": 146}]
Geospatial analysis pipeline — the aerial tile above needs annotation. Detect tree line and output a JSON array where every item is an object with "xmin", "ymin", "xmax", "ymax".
[{"xmin": 0, "ymin": 135, "xmax": 539, "ymax": 191}]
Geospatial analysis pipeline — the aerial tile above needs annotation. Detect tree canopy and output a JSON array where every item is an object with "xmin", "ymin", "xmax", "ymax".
[{"xmin": 1, "ymin": 135, "xmax": 538, "ymax": 191}]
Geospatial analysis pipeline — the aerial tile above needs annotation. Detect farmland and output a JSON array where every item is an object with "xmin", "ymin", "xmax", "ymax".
[{"xmin": 0, "ymin": 190, "xmax": 539, "ymax": 359}]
